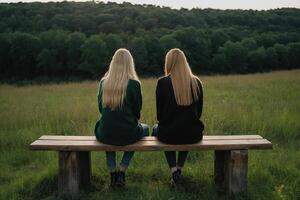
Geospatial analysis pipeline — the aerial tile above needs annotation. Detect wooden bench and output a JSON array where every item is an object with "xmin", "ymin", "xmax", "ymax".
[{"xmin": 30, "ymin": 135, "xmax": 272, "ymax": 198}]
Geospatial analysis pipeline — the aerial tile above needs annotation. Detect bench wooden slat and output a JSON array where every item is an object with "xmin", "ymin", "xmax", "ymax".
[
  {"xmin": 39, "ymin": 135, "xmax": 263, "ymax": 141},
  {"xmin": 30, "ymin": 138, "xmax": 272, "ymax": 151}
]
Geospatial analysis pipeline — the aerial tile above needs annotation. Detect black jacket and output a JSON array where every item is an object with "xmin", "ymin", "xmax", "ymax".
[{"xmin": 156, "ymin": 76, "xmax": 204, "ymax": 144}]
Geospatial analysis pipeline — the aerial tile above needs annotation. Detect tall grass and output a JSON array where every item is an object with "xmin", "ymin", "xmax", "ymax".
[{"xmin": 0, "ymin": 70, "xmax": 299, "ymax": 199}]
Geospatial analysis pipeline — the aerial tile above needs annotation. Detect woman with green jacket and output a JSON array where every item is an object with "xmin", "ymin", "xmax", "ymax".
[{"xmin": 95, "ymin": 48, "xmax": 149, "ymax": 188}]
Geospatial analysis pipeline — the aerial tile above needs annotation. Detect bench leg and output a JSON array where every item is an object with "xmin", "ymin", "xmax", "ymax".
[
  {"xmin": 58, "ymin": 151, "xmax": 91, "ymax": 196},
  {"xmin": 214, "ymin": 150, "xmax": 248, "ymax": 198},
  {"xmin": 77, "ymin": 151, "xmax": 91, "ymax": 187},
  {"xmin": 214, "ymin": 150, "xmax": 227, "ymax": 192}
]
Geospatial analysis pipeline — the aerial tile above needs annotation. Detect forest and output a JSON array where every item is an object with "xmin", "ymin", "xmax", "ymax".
[{"xmin": 0, "ymin": 1, "xmax": 300, "ymax": 80}]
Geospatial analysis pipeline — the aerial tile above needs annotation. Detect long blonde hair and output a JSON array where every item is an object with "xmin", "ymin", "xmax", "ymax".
[
  {"xmin": 101, "ymin": 48, "xmax": 139, "ymax": 110},
  {"xmin": 164, "ymin": 48, "xmax": 201, "ymax": 106}
]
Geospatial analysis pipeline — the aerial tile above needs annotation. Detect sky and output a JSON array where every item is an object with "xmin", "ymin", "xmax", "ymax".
[{"xmin": 1, "ymin": 0, "xmax": 300, "ymax": 10}]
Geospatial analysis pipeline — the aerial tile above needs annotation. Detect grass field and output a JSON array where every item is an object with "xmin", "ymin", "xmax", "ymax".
[{"xmin": 0, "ymin": 70, "xmax": 299, "ymax": 200}]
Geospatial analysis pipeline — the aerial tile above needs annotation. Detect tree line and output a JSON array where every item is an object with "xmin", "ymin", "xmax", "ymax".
[{"xmin": 0, "ymin": 2, "xmax": 300, "ymax": 80}]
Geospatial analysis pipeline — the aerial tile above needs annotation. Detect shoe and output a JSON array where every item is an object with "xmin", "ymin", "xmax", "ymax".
[
  {"xmin": 116, "ymin": 170, "xmax": 126, "ymax": 187},
  {"xmin": 110, "ymin": 172, "xmax": 118, "ymax": 188},
  {"xmin": 171, "ymin": 169, "xmax": 182, "ymax": 185}
]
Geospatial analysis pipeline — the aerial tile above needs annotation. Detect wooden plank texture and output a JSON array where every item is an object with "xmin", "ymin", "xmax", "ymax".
[
  {"xmin": 30, "ymin": 138, "xmax": 272, "ymax": 151},
  {"xmin": 58, "ymin": 151, "xmax": 91, "ymax": 195},
  {"xmin": 214, "ymin": 150, "xmax": 249, "ymax": 197},
  {"xmin": 226, "ymin": 150, "xmax": 248, "ymax": 197},
  {"xmin": 39, "ymin": 135, "xmax": 263, "ymax": 141},
  {"xmin": 214, "ymin": 150, "xmax": 227, "ymax": 192},
  {"xmin": 58, "ymin": 151, "xmax": 80, "ymax": 195}
]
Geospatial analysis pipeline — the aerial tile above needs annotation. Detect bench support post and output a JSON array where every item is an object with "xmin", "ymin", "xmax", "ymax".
[
  {"xmin": 214, "ymin": 150, "xmax": 248, "ymax": 198},
  {"xmin": 58, "ymin": 151, "xmax": 91, "ymax": 196},
  {"xmin": 214, "ymin": 150, "xmax": 227, "ymax": 192}
]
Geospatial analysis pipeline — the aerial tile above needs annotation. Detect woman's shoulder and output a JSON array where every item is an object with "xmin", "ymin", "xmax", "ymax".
[
  {"xmin": 156, "ymin": 76, "xmax": 172, "ymax": 92},
  {"xmin": 128, "ymin": 79, "xmax": 140, "ymax": 85},
  {"xmin": 157, "ymin": 75, "xmax": 171, "ymax": 85},
  {"xmin": 128, "ymin": 79, "xmax": 141, "ymax": 89}
]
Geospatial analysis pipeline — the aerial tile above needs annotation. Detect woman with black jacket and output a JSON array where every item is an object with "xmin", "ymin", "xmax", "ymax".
[{"xmin": 153, "ymin": 48, "xmax": 204, "ymax": 184}]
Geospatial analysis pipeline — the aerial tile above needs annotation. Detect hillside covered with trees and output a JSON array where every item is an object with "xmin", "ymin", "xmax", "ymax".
[{"xmin": 0, "ymin": 1, "xmax": 300, "ymax": 80}]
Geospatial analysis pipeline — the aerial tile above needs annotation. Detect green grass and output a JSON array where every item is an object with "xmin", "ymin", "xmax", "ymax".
[{"xmin": 0, "ymin": 70, "xmax": 299, "ymax": 200}]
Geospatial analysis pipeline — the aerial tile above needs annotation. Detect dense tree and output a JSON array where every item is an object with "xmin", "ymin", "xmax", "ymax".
[
  {"xmin": 211, "ymin": 30, "xmax": 230, "ymax": 54},
  {"xmin": 173, "ymin": 27, "xmax": 211, "ymax": 72},
  {"xmin": 273, "ymin": 44, "xmax": 289, "ymax": 69},
  {"xmin": 0, "ymin": 2, "xmax": 299, "ymax": 80},
  {"xmin": 160, "ymin": 35, "xmax": 180, "ymax": 53},
  {"xmin": 66, "ymin": 32, "xmax": 86, "ymax": 71},
  {"xmin": 129, "ymin": 37, "xmax": 148, "ymax": 73},
  {"xmin": 37, "ymin": 49, "xmax": 55, "ymax": 75},
  {"xmin": 221, "ymin": 41, "xmax": 248, "ymax": 73},
  {"xmin": 241, "ymin": 38, "xmax": 258, "ymax": 51},
  {"xmin": 247, "ymin": 47, "xmax": 266, "ymax": 72},
  {"xmin": 265, "ymin": 47, "xmax": 279, "ymax": 70},
  {"xmin": 288, "ymin": 42, "xmax": 300, "ymax": 69},
  {"xmin": 0, "ymin": 34, "xmax": 11, "ymax": 78},
  {"xmin": 79, "ymin": 35, "xmax": 107, "ymax": 76},
  {"xmin": 212, "ymin": 53, "xmax": 228, "ymax": 73},
  {"xmin": 256, "ymin": 33, "xmax": 277, "ymax": 48},
  {"xmin": 103, "ymin": 34, "xmax": 124, "ymax": 63},
  {"xmin": 144, "ymin": 36, "xmax": 164, "ymax": 74},
  {"xmin": 38, "ymin": 30, "xmax": 68, "ymax": 74},
  {"xmin": 9, "ymin": 32, "xmax": 40, "ymax": 78}
]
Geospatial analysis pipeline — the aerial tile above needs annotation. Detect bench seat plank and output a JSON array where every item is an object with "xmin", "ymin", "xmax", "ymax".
[
  {"xmin": 30, "ymin": 138, "xmax": 272, "ymax": 151},
  {"xmin": 39, "ymin": 135, "xmax": 263, "ymax": 141}
]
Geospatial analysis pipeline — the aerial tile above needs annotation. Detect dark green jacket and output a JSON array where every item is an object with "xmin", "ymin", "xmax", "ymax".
[{"xmin": 94, "ymin": 79, "xmax": 143, "ymax": 146}]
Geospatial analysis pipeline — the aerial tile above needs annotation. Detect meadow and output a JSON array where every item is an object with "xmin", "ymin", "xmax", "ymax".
[{"xmin": 0, "ymin": 70, "xmax": 299, "ymax": 200}]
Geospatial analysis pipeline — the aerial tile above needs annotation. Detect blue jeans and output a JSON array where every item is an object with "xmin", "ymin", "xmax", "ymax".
[
  {"xmin": 106, "ymin": 123, "xmax": 149, "ymax": 171},
  {"xmin": 152, "ymin": 124, "xmax": 188, "ymax": 169}
]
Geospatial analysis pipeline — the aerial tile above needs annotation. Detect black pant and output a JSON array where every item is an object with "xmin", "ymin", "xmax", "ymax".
[{"xmin": 152, "ymin": 124, "xmax": 188, "ymax": 168}]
